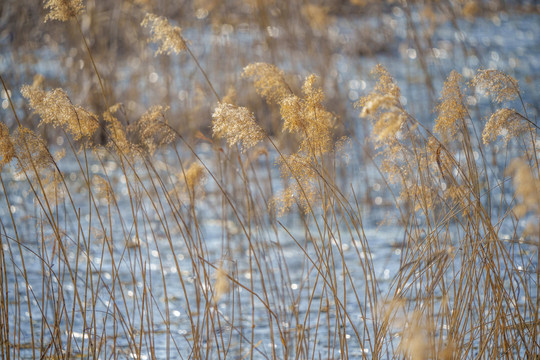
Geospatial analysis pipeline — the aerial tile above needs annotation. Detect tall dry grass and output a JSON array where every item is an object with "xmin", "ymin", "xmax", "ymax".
[{"xmin": 0, "ymin": 0, "xmax": 538, "ymax": 359}]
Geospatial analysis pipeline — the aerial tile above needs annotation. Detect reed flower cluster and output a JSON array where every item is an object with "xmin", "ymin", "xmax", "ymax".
[
  {"xmin": 242, "ymin": 63, "xmax": 341, "ymax": 213},
  {"xmin": 356, "ymin": 65, "xmax": 405, "ymax": 147},
  {"xmin": 103, "ymin": 103, "xmax": 132, "ymax": 154},
  {"xmin": 273, "ymin": 153, "xmax": 319, "ymax": 214},
  {"xmin": 357, "ymin": 66, "xmax": 409, "ymax": 180},
  {"xmin": 212, "ymin": 102, "xmax": 265, "ymax": 151},
  {"xmin": 280, "ymin": 75, "xmax": 335, "ymax": 154},
  {"xmin": 141, "ymin": 13, "xmax": 187, "ymax": 55},
  {"xmin": 0, "ymin": 122, "xmax": 15, "ymax": 168},
  {"xmin": 11, "ymin": 126, "xmax": 54, "ymax": 174},
  {"xmin": 44, "ymin": 0, "xmax": 84, "ymax": 22},
  {"xmin": 482, "ymin": 108, "xmax": 529, "ymax": 144},
  {"xmin": 470, "ymin": 70, "xmax": 533, "ymax": 144},
  {"xmin": 434, "ymin": 71, "xmax": 467, "ymax": 142},
  {"xmin": 21, "ymin": 85, "xmax": 99, "ymax": 141},
  {"xmin": 507, "ymin": 158, "xmax": 540, "ymax": 219},
  {"xmin": 184, "ymin": 162, "xmax": 206, "ymax": 196},
  {"xmin": 137, "ymin": 105, "xmax": 175, "ymax": 155},
  {"xmin": 358, "ymin": 66, "xmax": 475, "ymax": 212},
  {"xmin": 471, "ymin": 69, "xmax": 520, "ymax": 103},
  {"xmin": 242, "ymin": 63, "xmax": 292, "ymax": 104}
]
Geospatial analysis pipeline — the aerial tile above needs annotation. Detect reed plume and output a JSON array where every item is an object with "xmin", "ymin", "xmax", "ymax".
[
  {"xmin": 21, "ymin": 84, "xmax": 99, "ymax": 141},
  {"xmin": 0, "ymin": 122, "xmax": 15, "ymax": 168},
  {"xmin": 212, "ymin": 102, "xmax": 265, "ymax": 151},
  {"xmin": 507, "ymin": 158, "xmax": 540, "ymax": 218},
  {"xmin": 359, "ymin": 65, "xmax": 450, "ymax": 212},
  {"xmin": 482, "ymin": 108, "xmax": 529, "ymax": 144},
  {"xmin": 471, "ymin": 69, "xmax": 520, "ymax": 103},
  {"xmin": 273, "ymin": 153, "xmax": 319, "ymax": 214},
  {"xmin": 243, "ymin": 63, "xmax": 343, "ymax": 214},
  {"xmin": 242, "ymin": 63, "xmax": 292, "ymax": 104},
  {"xmin": 184, "ymin": 162, "xmax": 206, "ymax": 196},
  {"xmin": 281, "ymin": 74, "xmax": 335, "ymax": 154},
  {"xmin": 137, "ymin": 105, "xmax": 175, "ymax": 155},
  {"xmin": 141, "ymin": 13, "xmax": 187, "ymax": 55},
  {"xmin": 44, "ymin": 0, "xmax": 84, "ymax": 22},
  {"xmin": 434, "ymin": 71, "xmax": 467, "ymax": 142},
  {"xmin": 212, "ymin": 264, "xmax": 230, "ymax": 303},
  {"xmin": 356, "ymin": 65, "xmax": 404, "ymax": 147},
  {"xmin": 11, "ymin": 126, "xmax": 54, "ymax": 174},
  {"xmin": 103, "ymin": 103, "xmax": 132, "ymax": 154}
]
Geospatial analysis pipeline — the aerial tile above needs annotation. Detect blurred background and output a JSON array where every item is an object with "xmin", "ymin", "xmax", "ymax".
[{"xmin": 1, "ymin": 0, "xmax": 539, "ymax": 146}]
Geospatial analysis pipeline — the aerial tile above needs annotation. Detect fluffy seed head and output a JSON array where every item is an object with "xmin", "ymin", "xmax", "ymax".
[
  {"xmin": 44, "ymin": 0, "xmax": 84, "ymax": 22},
  {"xmin": 243, "ymin": 63, "xmax": 292, "ymax": 104},
  {"xmin": 434, "ymin": 71, "xmax": 467, "ymax": 141},
  {"xmin": 213, "ymin": 264, "xmax": 230, "ymax": 303},
  {"xmin": 21, "ymin": 85, "xmax": 99, "ymax": 141},
  {"xmin": 212, "ymin": 102, "xmax": 265, "ymax": 151},
  {"xmin": 272, "ymin": 153, "xmax": 319, "ymax": 215},
  {"xmin": 272, "ymin": 73, "xmax": 336, "ymax": 214},
  {"xmin": 12, "ymin": 126, "xmax": 54, "ymax": 174},
  {"xmin": 506, "ymin": 158, "xmax": 540, "ymax": 219},
  {"xmin": 280, "ymin": 75, "xmax": 335, "ymax": 154},
  {"xmin": 372, "ymin": 111, "xmax": 406, "ymax": 146},
  {"xmin": 142, "ymin": 13, "xmax": 187, "ymax": 55},
  {"xmin": 137, "ymin": 105, "xmax": 175, "ymax": 155},
  {"xmin": 471, "ymin": 69, "xmax": 519, "ymax": 103},
  {"xmin": 359, "ymin": 94, "xmax": 397, "ymax": 118},
  {"xmin": 482, "ymin": 108, "xmax": 529, "ymax": 144},
  {"xmin": 357, "ymin": 66, "xmax": 401, "ymax": 108},
  {"xmin": 103, "ymin": 104, "xmax": 132, "ymax": 154},
  {"xmin": 0, "ymin": 123, "xmax": 15, "ymax": 168},
  {"xmin": 184, "ymin": 162, "xmax": 206, "ymax": 195},
  {"xmin": 280, "ymin": 95, "xmax": 303, "ymax": 133},
  {"xmin": 357, "ymin": 66, "xmax": 405, "ymax": 147},
  {"xmin": 372, "ymin": 64, "xmax": 401, "ymax": 99}
]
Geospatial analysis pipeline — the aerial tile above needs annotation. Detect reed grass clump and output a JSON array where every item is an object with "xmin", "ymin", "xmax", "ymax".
[
  {"xmin": 356, "ymin": 64, "xmax": 539, "ymax": 358},
  {"xmin": 1, "ymin": 1, "xmax": 539, "ymax": 359}
]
